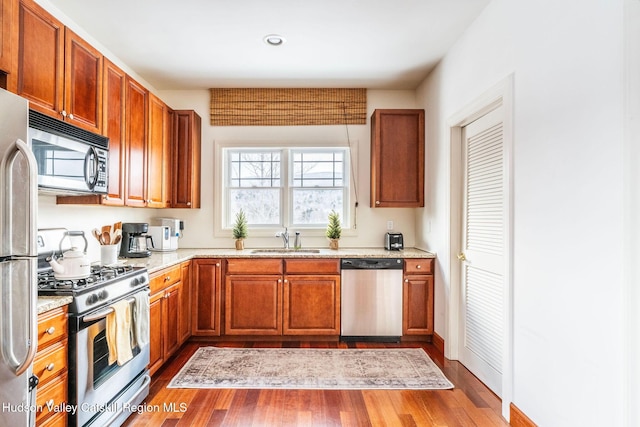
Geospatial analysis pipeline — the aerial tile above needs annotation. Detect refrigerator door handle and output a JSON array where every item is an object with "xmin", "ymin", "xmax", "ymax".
[
  {"xmin": 14, "ymin": 138, "xmax": 38, "ymax": 256},
  {"xmin": 0, "ymin": 138, "xmax": 38, "ymax": 376}
]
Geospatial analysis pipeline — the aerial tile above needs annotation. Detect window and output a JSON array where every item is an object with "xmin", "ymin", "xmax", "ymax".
[{"xmin": 224, "ymin": 147, "xmax": 349, "ymax": 229}]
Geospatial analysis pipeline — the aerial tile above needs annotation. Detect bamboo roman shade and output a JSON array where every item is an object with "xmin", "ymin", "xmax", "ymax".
[{"xmin": 210, "ymin": 88, "xmax": 367, "ymax": 126}]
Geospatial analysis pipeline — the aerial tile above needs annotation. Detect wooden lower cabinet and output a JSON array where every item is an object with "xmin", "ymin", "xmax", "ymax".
[
  {"xmin": 148, "ymin": 291, "xmax": 164, "ymax": 375},
  {"xmin": 224, "ymin": 258, "xmax": 340, "ymax": 337},
  {"xmin": 191, "ymin": 259, "xmax": 222, "ymax": 336},
  {"xmin": 163, "ymin": 282, "xmax": 180, "ymax": 357},
  {"xmin": 283, "ymin": 274, "xmax": 340, "ymax": 335},
  {"xmin": 403, "ymin": 258, "xmax": 435, "ymax": 336},
  {"xmin": 35, "ymin": 307, "xmax": 68, "ymax": 427},
  {"xmin": 178, "ymin": 261, "xmax": 192, "ymax": 343},
  {"xmin": 148, "ymin": 265, "xmax": 183, "ymax": 375},
  {"xmin": 225, "ymin": 274, "xmax": 282, "ymax": 335}
]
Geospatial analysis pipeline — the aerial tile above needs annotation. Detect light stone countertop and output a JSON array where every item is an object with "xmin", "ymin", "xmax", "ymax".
[
  {"xmin": 37, "ymin": 295, "xmax": 73, "ymax": 314},
  {"xmin": 126, "ymin": 247, "xmax": 436, "ymax": 274}
]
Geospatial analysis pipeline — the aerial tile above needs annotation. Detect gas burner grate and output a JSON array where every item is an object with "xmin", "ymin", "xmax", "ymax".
[{"xmin": 37, "ymin": 264, "xmax": 137, "ymax": 291}]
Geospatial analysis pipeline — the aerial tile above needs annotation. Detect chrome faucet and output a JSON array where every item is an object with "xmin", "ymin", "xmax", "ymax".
[{"xmin": 276, "ymin": 227, "xmax": 290, "ymax": 249}]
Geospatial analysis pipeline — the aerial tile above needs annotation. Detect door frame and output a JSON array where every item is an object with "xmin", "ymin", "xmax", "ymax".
[{"xmin": 446, "ymin": 74, "xmax": 514, "ymax": 419}]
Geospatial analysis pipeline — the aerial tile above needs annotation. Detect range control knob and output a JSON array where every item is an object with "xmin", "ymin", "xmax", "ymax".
[
  {"xmin": 86, "ymin": 294, "xmax": 99, "ymax": 305},
  {"xmin": 98, "ymin": 290, "xmax": 108, "ymax": 301},
  {"xmin": 131, "ymin": 276, "xmax": 147, "ymax": 287}
]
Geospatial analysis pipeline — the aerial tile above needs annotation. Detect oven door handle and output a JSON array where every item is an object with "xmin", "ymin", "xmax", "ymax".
[
  {"xmin": 100, "ymin": 373, "xmax": 151, "ymax": 427},
  {"xmin": 82, "ymin": 296, "xmax": 137, "ymax": 323}
]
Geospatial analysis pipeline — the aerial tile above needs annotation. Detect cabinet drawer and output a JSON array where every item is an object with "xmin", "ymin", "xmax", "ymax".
[
  {"xmin": 35, "ymin": 373, "xmax": 67, "ymax": 424},
  {"xmin": 150, "ymin": 264, "xmax": 181, "ymax": 294},
  {"xmin": 404, "ymin": 258, "xmax": 434, "ymax": 274},
  {"xmin": 226, "ymin": 258, "xmax": 283, "ymax": 275},
  {"xmin": 37, "ymin": 307, "xmax": 67, "ymax": 349},
  {"xmin": 284, "ymin": 259, "xmax": 340, "ymax": 275},
  {"xmin": 33, "ymin": 339, "xmax": 67, "ymax": 387}
]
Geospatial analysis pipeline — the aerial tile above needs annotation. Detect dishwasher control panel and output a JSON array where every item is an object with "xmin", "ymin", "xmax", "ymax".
[{"xmin": 341, "ymin": 258, "xmax": 403, "ymax": 270}]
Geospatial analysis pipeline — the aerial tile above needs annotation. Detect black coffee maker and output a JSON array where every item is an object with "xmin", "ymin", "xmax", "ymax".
[{"xmin": 120, "ymin": 223, "xmax": 153, "ymax": 258}]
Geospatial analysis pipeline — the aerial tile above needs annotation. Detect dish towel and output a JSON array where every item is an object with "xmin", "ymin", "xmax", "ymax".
[
  {"xmin": 133, "ymin": 290, "xmax": 150, "ymax": 348},
  {"xmin": 106, "ymin": 299, "xmax": 134, "ymax": 366}
]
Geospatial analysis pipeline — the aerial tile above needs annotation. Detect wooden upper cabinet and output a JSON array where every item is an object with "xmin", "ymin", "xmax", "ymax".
[
  {"xmin": 63, "ymin": 28, "xmax": 103, "ymax": 133},
  {"xmin": 101, "ymin": 58, "xmax": 126, "ymax": 206},
  {"xmin": 14, "ymin": 0, "xmax": 103, "ymax": 133},
  {"xmin": 147, "ymin": 93, "xmax": 170, "ymax": 208},
  {"xmin": 0, "ymin": 0, "xmax": 14, "ymax": 77},
  {"xmin": 14, "ymin": 0, "xmax": 64, "ymax": 113},
  {"xmin": 124, "ymin": 76, "xmax": 148, "ymax": 207},
  {"xmin": 172, "ymin": 110, "xmax": 201, "ymax": 208},
  {"xmin": 370, "ymin": 109, "xmax": 425, "ymax": 207}
]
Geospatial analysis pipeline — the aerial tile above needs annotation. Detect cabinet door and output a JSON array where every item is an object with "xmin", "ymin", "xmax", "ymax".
[
  {"xmin": 225, "ymin": 275, "xmax": 282, "ymax": 335},
  {"xmin": 403, "ymin": 274, "xmax": 434, "ymax": 335},
  {"xmin": 370, "ymin": 109, "xmax": 425, "ymax": 207},
  {"xmin": 124, "ymin": 76, "xmax": 148, "ymax": 207},
  {"xmin": 63, "ymin": 28, "xmax": 102, "ymax": 133},
  {"xmin": 0, "ymin": 0, "xmax": 13, "ymax": 75},
  {"xmin": 283, "ymin": 275, "xmax": 340, "ymax": 335},
  {"xmin": 191, "ymin": 259, "xmax": 221, "ymax": 336},
  {"xmin": 172, "ymin": 110, "xmax": 201, "ymax": 208},
  {"xmin": 101, "ymin": 58, "xmax": 126, "ymax": 205},
  {"xmin": 14, "ymin": 0, "xmax": 64, "ymax": 116},
  {"xmin": 147, "ymin": 93, "xmax": 169, "ymax": 208},
  {"xmin": 148, "ymin": 291, "xmax": 164, "ymax": 376},
  {"xmin": 178, "ymin": 261, "xmax": 191, "ymax": 344},
  {"xmin": 163, "ymin": 282, "xmax": 180, "ymax": 358}
]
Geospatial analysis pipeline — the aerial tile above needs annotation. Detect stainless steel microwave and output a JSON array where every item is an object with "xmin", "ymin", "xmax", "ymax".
[{"xmin": 28, "ymin": 110, "xmax": 109, "ymax": 194}]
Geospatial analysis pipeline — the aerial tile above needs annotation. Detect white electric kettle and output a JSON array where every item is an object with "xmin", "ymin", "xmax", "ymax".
[{"xmin": 48, "ymin": 231, "xmax": 92, "ymax": 280}]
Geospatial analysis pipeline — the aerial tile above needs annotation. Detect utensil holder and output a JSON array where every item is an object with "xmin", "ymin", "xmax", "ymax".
[{"xmin": 100, "ymin": 244, "xmax": 119, "ymax": 266}]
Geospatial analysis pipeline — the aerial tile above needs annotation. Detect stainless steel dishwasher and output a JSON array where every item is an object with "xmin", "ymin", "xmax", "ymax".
[{"xmin": 340, "ymin": 258, "xmax": 404, "ymax": 341}]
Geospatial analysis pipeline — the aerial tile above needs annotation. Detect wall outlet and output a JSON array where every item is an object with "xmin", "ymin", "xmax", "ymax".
[{"xmin": 387, "ymin": 220, "xmax": 394, "ymax": 230}]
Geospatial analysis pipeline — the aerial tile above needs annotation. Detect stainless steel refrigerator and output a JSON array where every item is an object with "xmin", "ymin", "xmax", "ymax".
[{"xmin": 0, "ymin": 88, "xmax": 38, "ymax": 427}]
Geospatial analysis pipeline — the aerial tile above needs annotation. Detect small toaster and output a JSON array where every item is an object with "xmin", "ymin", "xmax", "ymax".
[{"xmin": 385, "ymin": 232, "xmax": 404, "ymax": 250}]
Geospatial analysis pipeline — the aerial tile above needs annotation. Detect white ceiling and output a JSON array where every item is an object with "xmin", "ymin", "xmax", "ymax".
[{"xmin": 47, "ymin": 0, "xmax": 490, "ymax": 91}]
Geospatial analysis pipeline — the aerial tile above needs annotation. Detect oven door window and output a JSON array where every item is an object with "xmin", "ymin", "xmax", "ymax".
[
  {"xmin": 92, "ymin": 326, "xmax": 140, "ymax": 389},
  {"xmin": 30, "ymin": 132, "xmax": 98, "ymax": 192}
]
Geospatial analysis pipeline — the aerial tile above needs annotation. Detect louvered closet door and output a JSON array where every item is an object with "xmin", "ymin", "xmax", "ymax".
[{"xmin": 459, "ymin": 105, "xmax": 505, "ymax": 396}]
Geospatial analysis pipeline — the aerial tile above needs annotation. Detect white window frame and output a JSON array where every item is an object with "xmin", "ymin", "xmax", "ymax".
[{"xmin": 214, "ymin": 140, "xmax": 357, "ymax": 238}]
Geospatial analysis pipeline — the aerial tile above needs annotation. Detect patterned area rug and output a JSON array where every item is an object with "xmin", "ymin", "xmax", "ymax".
[{"xmin": 168, "ymin": 347, "xmax": 454, "ymax": 390}]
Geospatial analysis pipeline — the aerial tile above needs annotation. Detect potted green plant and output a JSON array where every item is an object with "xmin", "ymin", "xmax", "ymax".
[
  {"xmin": 326, "ymin": 210, "xmax": 342, "ymax": 250},
  {"xmin": 232, "ymin": 209, "xmax": 248, "ymax": 250}
]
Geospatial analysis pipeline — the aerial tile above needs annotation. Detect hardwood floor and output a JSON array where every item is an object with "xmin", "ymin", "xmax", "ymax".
[{"xmin": 123, "ymin": 341, "xmax": 510, "ymax": 426}]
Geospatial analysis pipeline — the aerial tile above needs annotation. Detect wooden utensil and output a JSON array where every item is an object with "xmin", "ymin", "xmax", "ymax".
[
  {"xmin": 102, "ymin": 231, "xmax": 111, "ymax": 245},
  {"xmin": 92, "ymin": 228, "xmax": 102, "ymax": 243}
]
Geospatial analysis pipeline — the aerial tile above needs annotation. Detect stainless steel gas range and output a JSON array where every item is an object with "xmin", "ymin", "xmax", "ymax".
[{"xmin": 37, "ymin": 228, "xmax": 150, "ymax": 427}]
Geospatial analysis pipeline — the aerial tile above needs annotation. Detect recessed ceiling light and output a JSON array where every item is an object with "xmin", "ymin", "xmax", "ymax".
[{"xmin": 264, "ymin": 34, "xmax": 286, "ymax": 46}]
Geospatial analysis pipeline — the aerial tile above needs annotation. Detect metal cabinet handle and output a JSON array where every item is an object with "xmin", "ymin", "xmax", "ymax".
[
  {"xmin": 46, "ymin": 327, "xmax": 55, "ymax": 335},
  {"xmin": 404, "ymin": 279, "xmax": 409, "ymax": 283},
  {"xmin": 61, "ymin": 110, "xmax": 67, "ymax": 118},
  {"xmin": 457, "ymin": 252, "xmax": 467, "ymax": 261},
  {"xmin": 46, "ymin": 363, "xmax": 55, "ymax": 371},
  {"xmin": 375, "ymin": 201, "xmax": 380, "ymax": 205},
  {"xmin": 416, "ymin": 265, "xmax": 421, "ymax": 269},
  {"xmin": 69, "ymin": 113, "xmax": 74, "ymax": 120}
]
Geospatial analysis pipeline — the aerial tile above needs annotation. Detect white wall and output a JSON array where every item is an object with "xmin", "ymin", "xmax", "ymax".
[{"xmin": 416, "ymin": 0, "xmax": 627, "ymax": 425}]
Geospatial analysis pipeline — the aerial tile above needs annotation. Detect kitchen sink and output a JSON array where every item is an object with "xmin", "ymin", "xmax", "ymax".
[{"xmin": 251, "ymin": 249, "xmax": 321, "ymax": 254}]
